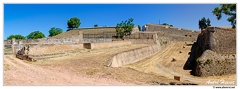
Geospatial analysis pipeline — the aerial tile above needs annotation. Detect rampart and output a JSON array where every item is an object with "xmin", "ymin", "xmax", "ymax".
[
  {"xmin": 83, "ymin": 41, "xmax": 131, "ymax": 49},
  {"xmin": 107, "ymin": 44, "xmax": 161, "ymax": 67},
  {"xmin": 183, "ymin": 27, "xmax": 236, "ymax": 77},
  {"xmin": 146, "ymin": 24, "xmax": 200, "ymax": 42}
]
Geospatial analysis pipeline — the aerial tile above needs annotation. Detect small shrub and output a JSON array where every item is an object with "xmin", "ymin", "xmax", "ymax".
[
  {"xmin": 196, "ymin": 57, "xmax": 200, "ymax": 64},
  {"xmin": 204, "ymin": 59, "xmax": 212, "ymax": 65}
]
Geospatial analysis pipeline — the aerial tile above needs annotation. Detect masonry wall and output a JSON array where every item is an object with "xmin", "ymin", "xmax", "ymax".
[
  {"xmin": 146, "ymin": 24, "xmax": 200, "ymax": 42},
  {"xmin": 183, "ymin": 27, "xmax": 236, "ymax": 77},
  {"xmin": 123, "ymin": 32, "xmax": 158, "ymax": 44},
  {"xmin": 28, "ymin": 44, "xmax": 84, "ymax": 55},
  {"xmin": 84, "ymin": 41, "xmax": 131, "ymax": 49},
  {"xmin": 107, "ymin": 44, "xmax": 161, "ymax": 67},
  {"xmin": 82, "ymin": 38, "xmax": 112, "ymax": 43},
  {"xmin": 194, "ymin": 50, "xmax": 236, "ymax": 77}
]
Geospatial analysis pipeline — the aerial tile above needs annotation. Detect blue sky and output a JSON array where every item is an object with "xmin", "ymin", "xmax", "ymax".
[{"xmin": 4, "ymin": 4, "xmax": 231, "ymax": 40}]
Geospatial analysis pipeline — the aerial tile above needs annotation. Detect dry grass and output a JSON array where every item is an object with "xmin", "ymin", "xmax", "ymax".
[
  {"xmin": 4, "ymin": 48, "xmax": 12, "ymax": 54},
  {"xmin": 4, "ymin": 59, "xmax": 12, "ymax": 71}
]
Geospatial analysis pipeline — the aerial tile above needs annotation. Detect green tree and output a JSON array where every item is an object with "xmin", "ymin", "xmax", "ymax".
[
  {"xmin": 115, "ymin": 18, "xmax": 134, "ymax": 38},
  {"xmin": 7, "ymin": 34, "xmax": 25, "ymax": 40},
  {"xmin": 27, "ymin": 31, "xmax": 45, "ymax": 39},
  {"xmin": 162, "ymin": 23, "xmax": 169, "ymax": 25},
  {"xmin": 94, "ymin": 24, "xmax": 98, "ymax": 27},
  {"xmin": 49, "ymin": 27, "xmax": 63, "ymax": 37},
  {"xmin": 212, "ymin": 4, "xmax": 236, "ymax": 28},
  {"xmin": 67, "ymin": 17, "xmax": 81, "ymax": 30},
  {"xmin": 138, "ymin": 25, "xmax": 141, "ymax": 31},
  {"xmin": 169, "ymin": 25, "xmax": 173, "ymax": 27},
  {"xmin": 206, "ymin": 18, "xmax": 211, "ymax": 26},
  {"xmin": 198, "ymin": 17, "xmax": 211, "ymax": 30}
]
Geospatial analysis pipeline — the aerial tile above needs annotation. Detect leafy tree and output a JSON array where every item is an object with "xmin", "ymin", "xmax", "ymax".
[
  {"xmin": 198, "ymin": 17, "xmax": 211, "ymax": 30},
  {"xmin": 7, "ymin": 34, "xmax": 25, "ymax": 40},
  {"xmin": 162, "ymin": 23, "xmax": 169, "ymax": 25},
  {"xmin": 49, "ymin": 27, "xmax": 63, "ymax": 37},
  {"xmin": 67, "ymin": 17, "xmax": 81, "ymax": 30},
  {"xmin": 115, "ymin": 18, "xmax": 134, "ymax": 38},
  {"xmin": 138, "ymin": 25, "xmax": 141, "ymax": 31},
  {"xmin": 27, "ymin": 31, "xmax": 45, "ymax": 39},
  {"xmin": 94, "ymin": 24, "xmax": 98, "ymax": 27},
  {"xmin": 169, "ymin": 25, "xmax": 173, "ymax": 27},
  {"xmin": 212, "ymin": 4, "xmax": 236, "ymax": 28},
  {"xmin": 206, "ymin": 18, "xmax": 211, "ymax": 27}
]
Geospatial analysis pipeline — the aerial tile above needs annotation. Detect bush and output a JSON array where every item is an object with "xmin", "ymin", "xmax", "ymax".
[{"xmin": 7, "ymin": 34, "xmax": 25, "ymax": 40}]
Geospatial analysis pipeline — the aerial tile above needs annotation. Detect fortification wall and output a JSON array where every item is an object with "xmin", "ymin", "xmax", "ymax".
[
  {"xmin": 28, "ymin": 44, "xmax": 84, "ymax": 55},
  {"xmin": 194, "ymin": 50, "xmax": 236, "ymax": 77},
  {"xmin": 107, "ymin": 44, "xmax": 161, "ymax": 67},
  {"xmin": 124, "ymin": 32, "xmax": 158, "ymax": 44},
  {"xmin": 146, "ymin": 24, "xmax": 200, "ymax": 41},
  {"xmin": 82, "ymin": 38, "xmax": 112, "ymax": 43},
  {"xmin": 183, "ymin": 27, "xmax": 236, "ymax": 77},
  {"xmin": 83, "ymin": 41, "xmax": 131, "ymax": 49}
]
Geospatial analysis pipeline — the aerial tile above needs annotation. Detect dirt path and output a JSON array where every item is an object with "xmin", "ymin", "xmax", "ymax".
[
  {"xmin": 4, "ymin": 55, "xmax": 131, "ymax": 85},
  {"xmin": 125, "ymin": 42, "xmax": 236, "ymax": 85}
]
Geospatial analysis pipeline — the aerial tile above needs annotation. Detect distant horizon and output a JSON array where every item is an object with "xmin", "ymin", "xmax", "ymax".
[{"xmin": 4, "ymin": 4, "xmax": 232, "ymax": 40}]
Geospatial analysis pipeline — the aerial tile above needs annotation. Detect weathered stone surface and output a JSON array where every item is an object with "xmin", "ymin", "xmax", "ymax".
[
  {"xmin": 195, "ymin": 50, "xmax": 236, "ymax": 76},
  {"xmin": 107, "ymin": 44, "xmax": 161, "ymax": 67},
  {"xmin": 183, "ymin": 27, "xmax": 236, "ymax": 76}
]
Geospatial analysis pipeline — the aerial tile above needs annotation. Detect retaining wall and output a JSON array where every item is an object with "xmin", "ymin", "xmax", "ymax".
[
  {"xmin": 28, "ymin": 44, "xmax": 84, "ymax": 55},
  {"xmin": 194, "ymin": 50, "xmax": 236, "ymax": 77},
  {"xmin": 183, "ymin": 27, "xmax": 236, "ymax": 77},
  {"xmin": 107, "ymin": 44, "xmax": 161, "ymax": 67},
  {"xmin": 146, "ymin": 24, "xmax": 200, "ymax": 42},
  {"xmin": 124, "ymin": 32, "xmax": 158, "ymax": 44},
  {"xmin": 83, "ymin": 41, "xmax": 131, "ymax": 49},
  {"xmin": 82, "ymin": 38, "xmax": 112, "ymax": 43}
]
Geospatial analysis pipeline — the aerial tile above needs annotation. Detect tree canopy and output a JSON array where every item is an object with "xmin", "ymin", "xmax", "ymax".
[
  {"xmin": 67, "ymin": 17, "xmax": 81, "ymax": 30},
  {"xmin": 115, "ymin": 18, "xmax": 135, "ymax": 38},
  {"xmin": 138, "ymin": 25, "xmax": 141, "ymax": 31},
  {"xmin": 27, "ymin": 31, "xmax": 45, "ymax": 39},
  {"xmin": 49, "ymin": 27, "xmax": 63, "ymax": 37},
  {"xmin": 7, "ymin": 34, "xmax": 25, "ymax": 40},
  {"xmin": 198, "ymin": 17, "xmax": 211, "ymax": 30},
  {"xmin": 212, "ymin": 4, "xmax": 236, "ymax": 28},
  {"xmin": 94, "ymin": 24, "xmax": 98, "ymax": 27}
]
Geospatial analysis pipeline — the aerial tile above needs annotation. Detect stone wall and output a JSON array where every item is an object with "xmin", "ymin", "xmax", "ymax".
[
  {"xmin": 28, "ymin": 44, "xmax": 84, "ymax": 55},
  {"xmin": 107, "ymin": 44, "xmax": 161, "ymax": 67},
  {"xmin": 183, "ymin": 27, "xmax": 236, "ymax": 77},
  {"xmin": 146, "ymin": 24, "xmax": 200, "ymax": 42},
  {"xmin": 83, "ymin": 41, "xmax": 131, "ymax": 49},
  {"xmin": 82, "ymin": 38, "xmax": 112, "ymax": 43},
  {"xmin": 123, "ymin": 32, "xmax": 158, "ymax": 44},
  {"xmin": 194, "ymin": 50, "xmax": 236, "ymax": 77}
]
